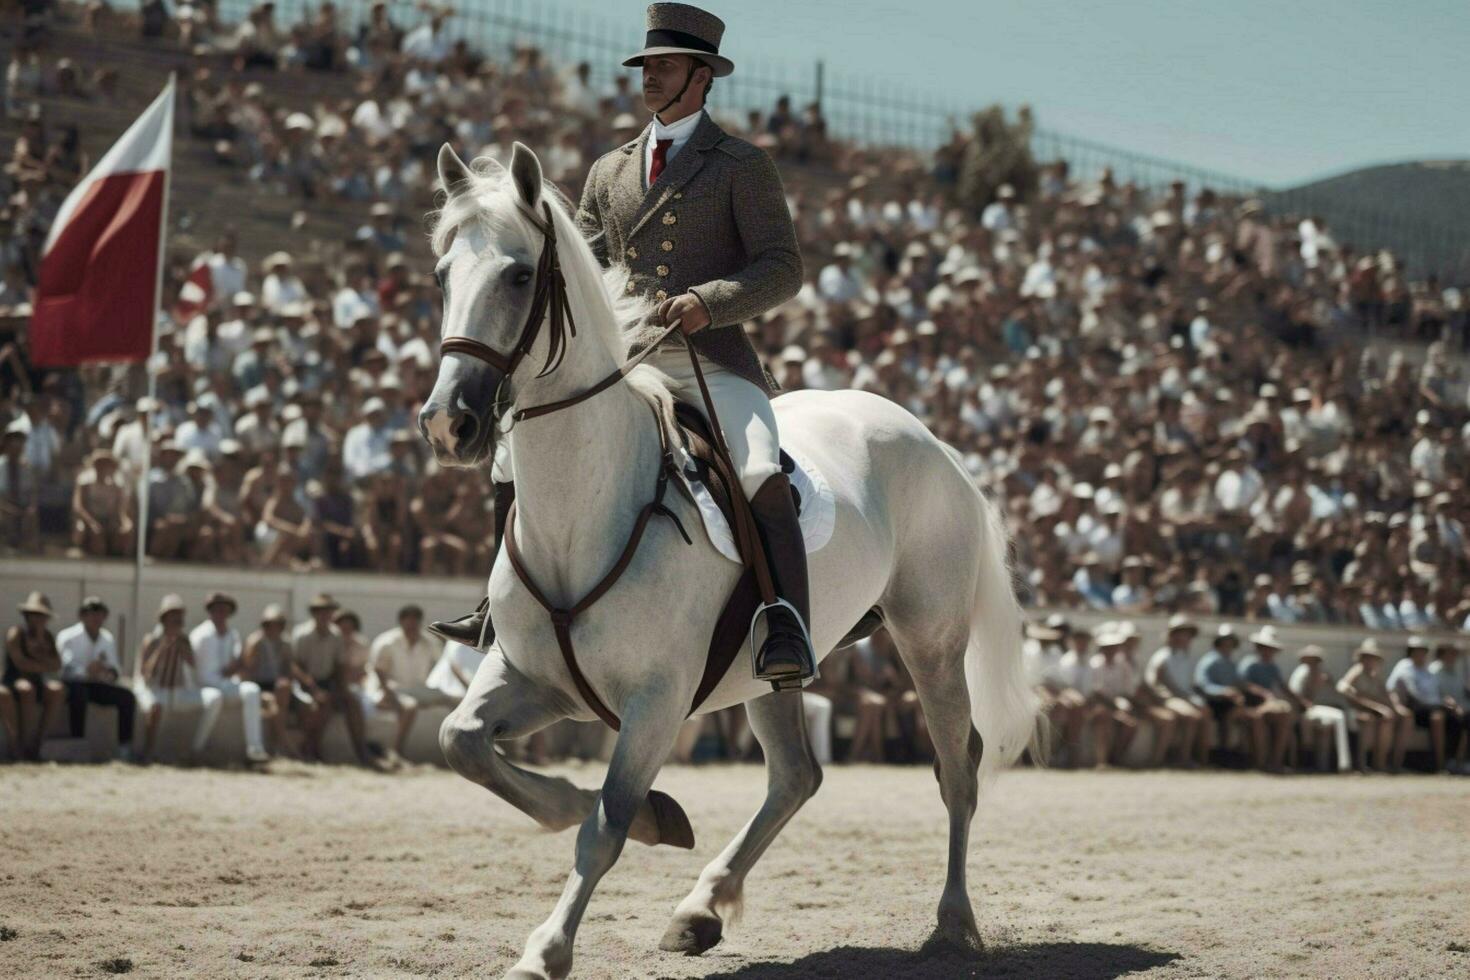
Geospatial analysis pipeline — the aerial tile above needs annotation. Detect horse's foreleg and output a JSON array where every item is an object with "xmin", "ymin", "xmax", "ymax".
[
  {"xmin": 508, "ymin": 692, "xmax": 686, "ymax": 980},
  {"xmin": 440, "ymin": 651, "xmax": 593, "ymax": 832},
  {"xmin": 661, "ymin": 690, "xmax": 822, "ymax": 956}
]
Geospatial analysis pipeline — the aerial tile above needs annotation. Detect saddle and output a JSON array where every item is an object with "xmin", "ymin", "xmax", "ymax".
[
  {"xmin": 667, "ymin": 401, "xmax": 785, "ymax": 713},
  {"xmin": 669, "ymin": 401, "xmax": 801, "ymax": 532},
  {"xmin": 669, "ymin": 402, "xmax": 879, "ymax": 708}
]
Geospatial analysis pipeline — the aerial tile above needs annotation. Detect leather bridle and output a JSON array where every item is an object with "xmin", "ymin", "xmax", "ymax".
[{"xmin": 437, "ymin": 198, "xmax": 683, "ymax": 429}]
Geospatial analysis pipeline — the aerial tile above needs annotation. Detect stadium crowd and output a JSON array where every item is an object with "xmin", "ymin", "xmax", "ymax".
[{"xmin": 1, "ymin": 2, "xmax": 1469, "ymax": 768}]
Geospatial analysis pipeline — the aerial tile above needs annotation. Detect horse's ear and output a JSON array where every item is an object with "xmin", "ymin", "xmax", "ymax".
[
  {"xmin": 437, "ymin": 143, "xmax": 472, "ymax": 196},
  {"xmin": 509, "ymin": 141, "xmax": 543, "ymax": 211}
]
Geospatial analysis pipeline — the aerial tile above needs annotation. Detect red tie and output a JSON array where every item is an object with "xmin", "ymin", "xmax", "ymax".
[{"xmin": 649, "ymin": 138, "xmax": 673, "ymax": 186}]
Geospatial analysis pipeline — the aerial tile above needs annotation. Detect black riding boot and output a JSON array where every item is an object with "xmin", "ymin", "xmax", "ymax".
[
  {"xmin": 430, "ymin": 480, "xmax": 516, "ymax": 648},
  {"xmin": 748, "ymin": 473, "xmax": 816, "ymax": 690}
]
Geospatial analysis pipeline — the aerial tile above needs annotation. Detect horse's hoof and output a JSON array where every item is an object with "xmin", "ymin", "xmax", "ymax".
[
  {"xmin": 659, "ymin": 911, "xmax": 724, "ymax": 955},
  {"xmin": 922, "ymin": 905, "xmax": 983, "ymax": 955},
  {"xmin": 648, "ymin": 790, "xmax": 695, "ymax": 849}
]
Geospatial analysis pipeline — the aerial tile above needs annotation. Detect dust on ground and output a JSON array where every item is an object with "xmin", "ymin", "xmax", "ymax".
[{"xmin": 1, "ymin": 762, "xmax": 1466, "ymax": 979}]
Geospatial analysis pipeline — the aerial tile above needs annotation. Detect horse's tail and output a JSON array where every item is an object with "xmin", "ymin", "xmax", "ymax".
[{"xmin": 959, "ymin": 473, "xmax": 1041, "ymax": 785}]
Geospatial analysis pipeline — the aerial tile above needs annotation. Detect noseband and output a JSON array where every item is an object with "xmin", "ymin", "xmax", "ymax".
[{"xmin": 438, "ymin": 198, "xmax": 682, "ymax": 427}]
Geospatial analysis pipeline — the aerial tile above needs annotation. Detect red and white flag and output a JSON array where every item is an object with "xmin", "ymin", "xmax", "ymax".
[{"xmin": 29, "ymin": 75, "xmax": 174, "ymax": 367}]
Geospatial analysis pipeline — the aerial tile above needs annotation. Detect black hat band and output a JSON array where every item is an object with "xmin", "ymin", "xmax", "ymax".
[{"xmin": 643, "ymin": 28, "xmax": 718, "ymax": 54}]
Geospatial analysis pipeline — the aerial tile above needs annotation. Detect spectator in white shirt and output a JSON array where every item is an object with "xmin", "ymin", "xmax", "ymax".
[
  {"xmin": 56, "ymin": 596, "xmax": 137, "ymax": 757},
  {"xmin": 342, "ymin": 398, "xmax": 394, "ymax": 481},
  {"xmin": 426, "ymin": 640, "xmax": 484, "ymax": 700},
  {"xmin": 1387, "ymin": 637, "xmax": 1461, "ymax": 773},
  {"xmin": 174, "ymin": 402, "xmax": 225, "ymax": 459},
  {"xmin": 188, "ymin": 592, "xmax": 269, "ymax": 764},
  {"xmin": 259, "ymin": 252, "xmax": 307, "ymax": 314},
  {"xmin": 368, "ymin": 605, "xmax": 449, "ymax": 758},
  {"xmin": 1086, "ymin": 627, "xmax": 1147, "ymax": 767},
  {"xmin": 203, "ymin": 232, "xmax": 247, "ymax": 305},
  {"xmin": 1287, "ymin": 645, "xmax": 1350, "ymax": 772},
  {"xmin": 1058, "ymin": 626, "xmax": 1114, "ymax": 767},
  {"xmin": 980, "ymin": 183, "xmax": 1015, "ymax": 231},
  {"xmin": 1111, "ymin": 556, "xmax": 1151, "ymax": 612},
  {"xmin": 816, "ymin": 243, "xmax": 864, "ymax": 302},
  {"xmin": 1023, "ymin": 616, "xmax": 1088, "ymax": 767},
  {"xmin": 1143, "ymin": 614, "xmax": 1209, "ymax": 767},
  {"xmin": 401, "ymin": 9, "xmax": 450, "ymax": 63}
]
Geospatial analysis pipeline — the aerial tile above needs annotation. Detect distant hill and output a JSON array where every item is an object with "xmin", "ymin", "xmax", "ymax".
[{"xmin": 1264, "ymin": 161, "xmax": 1470, "ymax": 284}]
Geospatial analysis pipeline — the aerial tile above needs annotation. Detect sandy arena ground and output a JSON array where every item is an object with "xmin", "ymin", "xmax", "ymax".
[{"xmin": 1, "ymin": 762, "xmax": 1466, "ymax": 979}]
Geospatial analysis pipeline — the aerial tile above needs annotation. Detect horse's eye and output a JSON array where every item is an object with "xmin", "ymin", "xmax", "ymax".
[{"xmin": 512, "ymin": 269, "xmax": 533, "ymax": 287}]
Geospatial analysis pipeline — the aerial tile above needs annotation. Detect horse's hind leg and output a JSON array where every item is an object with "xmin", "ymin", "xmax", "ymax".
[
  {"xmin": 661, "ymin": 690, "xmax": 822, "ymax": 956},
  {"xmin": 886, "ymin": 622, "xmax": 985, "ymax": 952}
]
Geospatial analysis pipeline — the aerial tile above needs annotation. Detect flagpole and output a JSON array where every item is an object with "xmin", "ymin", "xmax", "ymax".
[{"xmin": 129, "ymin": 72, "xmax": 175, "ymax": 681}]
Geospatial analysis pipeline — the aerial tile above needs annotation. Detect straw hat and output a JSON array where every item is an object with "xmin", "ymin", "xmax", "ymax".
[
  {"xmin": 622, "ymin": 3, "xmax": 734, "ymax": 78},
  {"xmin": 308, "ymin": 593, "xmax": 339, "ymax": 612},
  {"xmin": 1248, "ymin": 625, "xmax": 1283, "ymax": 649},
  {"xmin": 261, "ymin": 250, "xmax": 293, "ymax": 273},
  {"xmin": 1026, "ymin": 623, "xmax": 1062, "ymax": 642},
  {"xmin": 157, "ymin": 593, "xmax": 187, "ymax": 620},
  {"xmin": 79, "ymin": 595, "xmax": 109, "ymax": 615},
  {"xmin": 1094, "ymin": 628, "xmax": 1126, "ymax": 649},
  {"xmin": 1166, "ymin": 613, "xmax": 1199, "ymax": 634},
  {"xmin": 1353, "ymin": 638, "xmax": 1383, "ymax": 661},
  {"xmin": 17, "ymin": 591, "xmax": 53, "ymax": 617},
  {"xmin": 260, "ymin": 603, "xmax": 287, "ymax": 624},
  {"xmin": 1297, "ymin": 644, "xmax": 1325, "ymax": 662}
]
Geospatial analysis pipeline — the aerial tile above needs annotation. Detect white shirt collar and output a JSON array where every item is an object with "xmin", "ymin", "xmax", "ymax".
[{"xmin": 650, "ymin": 108, "xmax": 704, "ymax": 147}]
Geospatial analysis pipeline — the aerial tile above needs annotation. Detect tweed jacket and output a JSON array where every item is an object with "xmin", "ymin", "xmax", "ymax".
[{"xmin": 575, "ymin": 111, "xmax": 802, "ymax": 395}]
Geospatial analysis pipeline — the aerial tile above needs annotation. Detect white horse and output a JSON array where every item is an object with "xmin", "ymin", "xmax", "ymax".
[{"xmin": 420, "ymin": 141, "xmax": 1038, "ymax": 980}]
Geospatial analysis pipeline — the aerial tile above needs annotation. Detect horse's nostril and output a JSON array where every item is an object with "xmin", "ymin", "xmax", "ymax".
[{"xmin": 452, "ymin": 411, "xmax": 479, "ymax": 446}]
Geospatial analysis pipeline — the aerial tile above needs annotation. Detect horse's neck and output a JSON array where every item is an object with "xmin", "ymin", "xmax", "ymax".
[{"xmin": 508, "ymin": 378, "xmax": 663, "ymax": 605}]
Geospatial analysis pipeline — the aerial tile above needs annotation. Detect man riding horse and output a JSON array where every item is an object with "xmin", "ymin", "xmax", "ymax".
[{"xmin": 431, "ymin": 2, "xmax": 816, "ymax": 688}]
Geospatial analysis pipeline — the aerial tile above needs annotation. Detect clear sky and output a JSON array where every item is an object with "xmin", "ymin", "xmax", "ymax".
[{"xmin": 536, "ymin": 0, "xmax": 1469, "ymax": 187}]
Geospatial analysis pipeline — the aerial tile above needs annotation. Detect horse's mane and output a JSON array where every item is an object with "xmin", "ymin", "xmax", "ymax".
[{"xmin": 426, "ymin": 156, "xmax": 680, "ymax": 429}]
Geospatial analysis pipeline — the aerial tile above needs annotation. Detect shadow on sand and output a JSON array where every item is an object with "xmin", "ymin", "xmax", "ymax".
[{"xmin": 698, "ymin": 941, "xmax": 1180, "ymax": 979}]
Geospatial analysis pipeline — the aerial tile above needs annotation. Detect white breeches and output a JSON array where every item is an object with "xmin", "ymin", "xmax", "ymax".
[
  {"xmin": 648, "ymin": 349, "xmax": 783, "ymax": 499},
  {"xmin": 210, "ymin": 680, "xmax": 266, "ymax": 755},
  {"xmin": 135, "ymin": 684, "xmax": 224, "ymax": 753},
  {"xmin": 492, "ymin": 352, "xmax": 783, "ymax": 499},
  {"xmin": 1303, "ymin": 704, "xmax": 1350, "ymax": 772}
]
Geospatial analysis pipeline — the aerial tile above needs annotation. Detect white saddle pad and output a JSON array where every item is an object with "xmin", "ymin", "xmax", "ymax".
[{"xmin": 675, "ymin": 444, "xmax": 835, "ymax": 564}]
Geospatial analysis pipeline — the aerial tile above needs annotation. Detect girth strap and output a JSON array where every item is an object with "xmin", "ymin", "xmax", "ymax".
[{"xmin": 502, "ymin": 405, "xmax": 687, "ymax": 731}]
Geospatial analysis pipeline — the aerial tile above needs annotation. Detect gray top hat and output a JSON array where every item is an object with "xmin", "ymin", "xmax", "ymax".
[{"xmin": 623, "ymin": 3, "xmax": 734, "ymax": 77}]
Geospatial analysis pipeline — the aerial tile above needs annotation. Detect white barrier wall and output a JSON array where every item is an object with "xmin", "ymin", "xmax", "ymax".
[
  {"xmin": 2, "ymin": 556, "xmax": 1462, "ymax": 685},
  {"xmin": 0, "ymin": 556, "xmax": 486, "ymax": 673}
]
